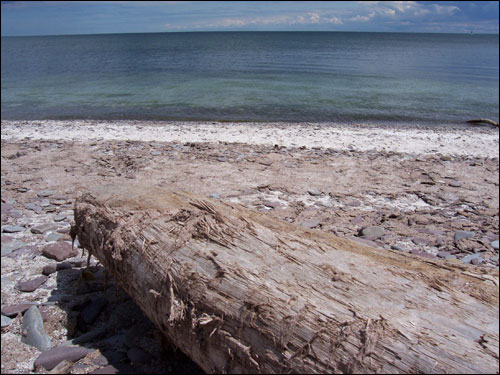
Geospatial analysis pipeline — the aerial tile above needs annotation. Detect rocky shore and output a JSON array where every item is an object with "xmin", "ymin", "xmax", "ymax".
[{"xmin": 1, "ymin": 120, "xmax": 499, "ymax": 374}]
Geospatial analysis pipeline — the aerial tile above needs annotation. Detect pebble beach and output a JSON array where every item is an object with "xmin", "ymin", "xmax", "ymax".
[{"xmin": 1, "ymin": 120, "xmax": 499, "ymax": 373}]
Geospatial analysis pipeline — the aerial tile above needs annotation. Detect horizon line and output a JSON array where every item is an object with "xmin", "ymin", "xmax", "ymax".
[{"xmin": 2, "ymin": 30, "xmax": 499, "ymax": 38}]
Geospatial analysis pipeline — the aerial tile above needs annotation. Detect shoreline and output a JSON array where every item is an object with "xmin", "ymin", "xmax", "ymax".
[{"xmin": 2, "ymin": 119, "xmax": 499, "ymax": 158}]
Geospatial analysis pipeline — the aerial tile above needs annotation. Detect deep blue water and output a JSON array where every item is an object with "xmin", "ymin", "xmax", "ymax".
[{"xmin": 1, "ymin": 32, "xmax": 498, "ymax": 125}]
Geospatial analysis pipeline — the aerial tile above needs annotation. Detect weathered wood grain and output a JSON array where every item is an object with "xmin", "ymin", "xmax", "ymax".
[{"xmin": 73, "ymin": 183, "xmax": 499, "ymax": 374}]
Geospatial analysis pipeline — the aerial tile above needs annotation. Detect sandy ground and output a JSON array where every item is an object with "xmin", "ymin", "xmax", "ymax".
[{"xmin": 1, "ymin": 120, "xmax": 499, "ymax": 374}]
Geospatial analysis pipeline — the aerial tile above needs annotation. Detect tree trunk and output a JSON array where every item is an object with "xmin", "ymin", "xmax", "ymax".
[
  {"xmin": 73, "ymin": 183, "xmax": 499, "ymax": 374},
  {"xmin": 466, "ymin": 118, "xmax": 499, "ymax": 127}
]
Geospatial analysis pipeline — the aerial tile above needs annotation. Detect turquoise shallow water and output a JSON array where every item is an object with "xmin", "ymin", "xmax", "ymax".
[{"xmin": 1, "ymin": 31, "xmax": 498, "ymax": 125}]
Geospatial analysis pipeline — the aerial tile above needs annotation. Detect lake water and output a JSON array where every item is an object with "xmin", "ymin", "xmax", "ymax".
[{"xmin": 1, "ymin": 32, "xmax": 498, "ymax": 125}]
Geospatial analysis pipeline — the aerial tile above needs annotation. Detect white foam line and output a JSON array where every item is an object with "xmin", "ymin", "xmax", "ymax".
[{"xmin": 2, "ymin": 120, "xmax": 498, "ymax": 158}]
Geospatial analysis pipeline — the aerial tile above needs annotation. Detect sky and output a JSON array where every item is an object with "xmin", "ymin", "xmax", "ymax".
[{"xmin": 1, "ymin": 1, "xmax": 499, "ymax": 36}]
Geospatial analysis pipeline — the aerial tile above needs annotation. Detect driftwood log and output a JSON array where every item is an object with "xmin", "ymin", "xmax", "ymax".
[
  {"xmin": 466, "ymin": 118, "xmax": 499, "ymax": 127},
  {"xmin": 73, "ymin": 183, "xmax": 499, "ymax": 374}
]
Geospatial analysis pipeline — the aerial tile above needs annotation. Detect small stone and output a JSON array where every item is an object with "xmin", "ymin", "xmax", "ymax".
[
  {"xmin": 127, "ymin": 347, "xmax": 152, "ymax": 365},
  {"xmin": 25, "ymin": 203, "xmax": 42, "ymax": 212},
  {"xmin": 31, "ymin": 223, "xmax": 59, "ymax": 234},
  {"xmin": 299, "ymin": 219, "xmax": 321, "ymax": 229},
  {"xmin": 42, "ymin": 264, "xmax": 58, "ymax": 276},
  {"xmin": 45, "ymin": 232, "xmax": 63, "ymax": 242},
  {"xmin": 454, "ymin": 230, "xmax": 475, "ymax": 241},
  {"xmin": 21, "ymin": 306, "xmax": 52, "ymax": 351},
  {"xmin": 37, "ymin": 190, "xmax": 54, "ymax": 197},
  {"xmin": 307, "ymin": 189, "xmax": 322, "ymax": 196},
  {"xmin": 40, "ymin": 199, "xmax": 51, "ymax": 207},
  {"xmin": 216, "ymin": 156, "xmax": 227, "ymax": 162},
  {"xmin": 461, "ymin": 253, "xmax": 483, "ymax": 264},
  {"xmin": 17, "ymin": 275, "xmax": 49, "ymax": 292},
  {"xmin": 1, "ymin": 314, "xmax": 13, "ymax": 327},
  {"xmin": 437, "ymin": 251, "xmax": 451, "ymax": 258},
  {"xmin": 2, "ymin": 225, "xmax": 25, "ymax": 233},
  {"xmin": 42, "ymin": 242, "xmax": 78, "ymax": 262},
  {"xmin": 209, "ymin": 193, "xmax": 220, "ymax": 199},
  {"xmin": 150, "ymin": 151, "xmax": 161, "ymax": 156},
  {"xmin": 412, "ymin": 237, "xmax": 429, "ymax": 246},
  {"xmin": 491, "ymin": 240, "xmax": 499, "ymax": 250},
  {"xmin": 2, "ymin": 241, "xmax": 27, "ymax": 256},
  {"xmin": 1, "ymin": 302, "xmax": 37, "ymax": 317},
  {"xmin": 391, "ymin": 245, "xmax": 407, "ymax": 252},
  {"xmin": 359, "ymin": 226, "xmax": 385, "ymax": 240},
  {"xmin": 53, "ymin": 214, "xmax": 67, "ymax": 222},
  {"xmin": 17, "ymin": 187, "xmax": 28, "ymax": 193},
  {"xmin": 34, "ymin": 346, "xmax": 90, "ymax": 371},
  {"xmin": 345, "ymin": 199, "xmax": 361, "ymax": 207},
  {"xmin": 47, "ymin": 360, "xmax": 74, "ymax": 374},
  {"xmin": 258, "ymin": 159, "xmax": 273, "ymax": 166},
  {"xmin": 448, "ymin": 181, "xmax": 462, "ymax": 187},
  {"xmin": 471, "ymin": 257, "xmax": 483, "ymax": 265}
]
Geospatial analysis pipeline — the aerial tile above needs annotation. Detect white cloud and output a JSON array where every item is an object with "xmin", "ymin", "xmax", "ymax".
[
  {"xmin": 433, "ymin": 4, "xmax": 460, "ymax": 15},
  {"xmin": 184, "ymin": 11, "xmax": 345, "ymax": 30}
]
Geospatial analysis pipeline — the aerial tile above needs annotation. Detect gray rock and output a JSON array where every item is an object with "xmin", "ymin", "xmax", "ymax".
[
  {"xmin": 471, "ymin": 257, "xmax": 483, "ymax": 265},
  {"xmin": 21, "ymin": 306, "xmax": 52, "ymax": 351},
  {"xmin": 2, "ymin": 241, "xmax": 27, "ymax": 256},
  {"xmin": 437, "ymin": 251, "xmax": 451, "ymax": 258},
  {"xmin": 25, "ymin": 203, "xmax": 42, "ymax": 212},
  {"xmin": 37, "ymin": 190, "xmax": 54, "ymax": 198},
  {"xmin": 17, "ymin": 275, "xmax": 49, "ymax": 292},
  {"xmin": 491, "ymin": 240, "xmax": 499, "ymax": 250},
  {"xmin": 300, "ymin": 219, "xmax": 321, "ymax": 229},
  {"xmin": 53, "ymin": 214, "xmax": 67, "ymax": 222},
  {"xmin": 45, "ymin": 232, "xmax": 63, "ymax": 242},
  {"xmin": 40, "ymin": 199, "xmax": 51, "ymax": 207},
  {"xmin": 448, "ymin": 181, "xmax": 462, "ymax": 187},
  {"xmin": 209, "ymin": 193, "xmax": 221, "ymax": 199},
  {"xmin": 31, "ymin": 223, "xmax": 58, "ymax": 234},
  {"xmin": 454, "ymin": 230, "xmax": 475, "ymax": 241},
  {"xmin": 2, "ymin": 225, "xmax": 25, "ymax": 233},
  {"xmin": 216, "ymin": 156, "xmax": 227, "ymax": 162},
  {"xmin": 34, "ymin": 346, "xmax": 90, "ymax": 371},
  {"xmin": 307, "ymin": 189, "xmax": 322, "ymax": 196},
  {"xmin": 17, "ymin": 187, "xmax": 28, "ymax": 193},
  {"xmin": 1, "ymin": 314, "xmax": 13, "ymax": 327},
  {"xmin": 1, "ymin": 302, "xmax": 37, "ymax": 317},
  {"xmin": 461, "ymin": 253, "xmax": 483, "ymax": 264},
  {"xmin": 42, "ymin": 242, "xmax": 78, "ymax": 262},
  {"xmin": 359, "ymin": 226, "xmax": 385, "ymax": 240},
  {"xmin": 150, "ymin": 151, "xmax": 161, "ymax": 156},
  {"xmin": 391, "ymin": 245, "xmax": 407, "ymax": 252}
]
